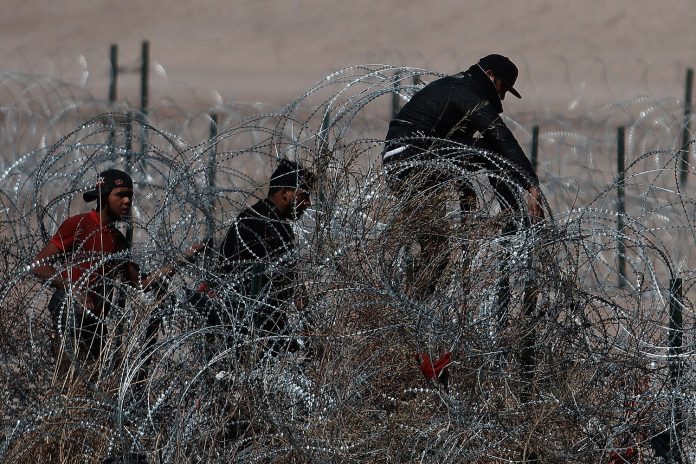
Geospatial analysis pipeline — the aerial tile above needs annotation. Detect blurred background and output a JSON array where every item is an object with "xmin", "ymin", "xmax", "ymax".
[{"xmin": 1, "ymin": 0, "xmax": 694, "ymax": 111}]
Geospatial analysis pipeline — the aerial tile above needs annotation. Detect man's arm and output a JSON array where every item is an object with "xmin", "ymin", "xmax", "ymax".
[
  {"xmin": 527, "ymin": 185, "xmax": 544, "ymax": 221},
  {"xmin": 33, "ymin": 241, "xmax": 97, "ymax": 311},
  {"xmin": 126, "ymin": 244, "xmax": 205, "ymax": 289},
  {"xmin": 477, "ymin": 115, "xmax": 539, "ymax": 188},
  {"xmin": 32, "ymin": 242, "xmax": 68, "ymax": 289},
  {"xmin": 469, "ymin": 105, "xmax": 544, "ymax": 220},
  {"xmin": 462, "ymin": 98, "xmax": 537, "ymax": 185},
  {"xmin": 33, "ymin": 215, "xmax": 81, "ymax": 288}
]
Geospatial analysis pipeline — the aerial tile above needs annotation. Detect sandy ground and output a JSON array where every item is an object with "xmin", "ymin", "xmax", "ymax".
[{"xmin": 1, "ymin": 0, "xmax": 695, "ymax": 112}]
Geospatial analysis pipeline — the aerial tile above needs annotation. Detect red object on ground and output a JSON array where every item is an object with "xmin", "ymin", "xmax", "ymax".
[
  {"xmin": 608, "ymin": 447, "xmax": 637, "ymax": 463},
  {"xmin": 196, "ymin": 282, "xmax": 217, "ymax": 298},
  {"xmin": 415, "ymin": 351, "xmax": 452, "ymax": 381}
]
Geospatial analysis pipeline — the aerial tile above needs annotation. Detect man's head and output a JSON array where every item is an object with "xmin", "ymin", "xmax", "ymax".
[
  {"xmin": 268, "ymin": 159, "xmax": 315, "ymax": 220},
  {"xmin": 478, "ymin": 54, "xmax": 521, "ymax": 101},
  {"xmin": 83, "ymin": 169, "xmax": 134, "ymax": 220}
]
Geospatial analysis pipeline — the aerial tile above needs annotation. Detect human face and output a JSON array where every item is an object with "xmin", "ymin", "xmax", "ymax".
[
  {"xmin": 485, "ymin": 70, "xmax": 508, "ymax": 101},
  {"xmin": 293, "ymin": 189, "xmax": 311, "ymax": 218},
  {"xmin": 104, "ymin": 186, "xmax": 133, "ymax": 221},
  {"xmin": 492, "ymin": 77, "xmax": 508, "ymax": 100},
  {"xmin": 280, "ymin": 188, "xmax": 311, "ymax": 220}
]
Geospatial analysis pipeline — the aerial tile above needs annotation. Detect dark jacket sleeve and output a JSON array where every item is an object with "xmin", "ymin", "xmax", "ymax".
[
  {"xmin": 463, "ymin": 101, "xmax": 539, "ymax": 189},
  {"xmin": 219, "ymin": 217, "xmax": 266, "ymax": 274}
]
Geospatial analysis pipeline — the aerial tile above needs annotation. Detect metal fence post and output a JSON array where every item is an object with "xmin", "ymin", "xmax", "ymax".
[
  {"xmin": 207, "ymin": 113, "xmax": 218, "ymax": 239},
  {"xmin": 140, "ymin": 40, "xmax": 149, "ymax": 117},
  {"xmin": 521, "ymin": 124, "xmax": 539, "ymax": 400},
  {"xmin": 108, "ymin": 44, "xmax": 118, "ymax": 154},
  {"xmin": 530, "ymin": 126, "xmax": 539, "ymax": 175},
  {"xmin": 669, "ymin": 277, "xmax": 685, "ymax": 463},
  {"xmin": 109, "ymin": 44, "xmax": 118, "ymax": 104},
  {"xmin": 392, "ymin": 71, "xmax": 401, "ymax": 119},
  {"xmin": 679, "ymin": 68, "xmax": 693, "ymax": 185},
  {"xmin": 617, "ymin": 127, "xmax": 626, "ymax": 288},
  {"xmin": 317, "ymin": 109, "xmax": 330, "ymax": 197},
  {"xmin": 139, "ymin": 40, "xmax": 150, "ymax": 162},
  {"xmin": 319, "ymin": 110, "xmax": 330, "ymax": 156},
  {"xmin": 125, "ymin": 111, "xmax": 134, "ymax": 248},
  {"xmin": 125, "ymin": 112, "xmax": 133, "ymax": 172}
]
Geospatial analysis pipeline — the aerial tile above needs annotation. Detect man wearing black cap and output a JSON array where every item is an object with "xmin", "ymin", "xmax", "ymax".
[
  {"xmin": 383, "ymin": 54, "xmax": 544, "ymax": 295},
  {"xmin": 384, "ymin": 53, "xmax": 541, "ymax": 214},
  {"xmin": 32, "ymin": 168, "xmax": 186, "ymax": 365},
  {"xmin": 213, "ymin": 159, "xmax": 315, "ymax": 357}
]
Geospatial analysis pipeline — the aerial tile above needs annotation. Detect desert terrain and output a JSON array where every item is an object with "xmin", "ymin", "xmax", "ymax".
[{"xmin": 1, "ymin": 0, "xmax": 694, "ymax": 112}]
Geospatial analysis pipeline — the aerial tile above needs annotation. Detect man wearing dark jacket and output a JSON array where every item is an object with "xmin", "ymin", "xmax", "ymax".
[
  {"xmin": 215, "ymin": 159, "xmax": 315, "ymax": 357},
  {"xmin": 384, "ymin": 53, "xmax": 542, "ymax": 216},
  {"xmin": 383, "ymin": 54, "xmax": 543, "ymax": 295}
]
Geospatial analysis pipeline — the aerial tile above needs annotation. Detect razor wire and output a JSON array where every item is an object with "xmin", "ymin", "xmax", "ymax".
[{"xmin": 0, "ymin": 64, "xmax": 696, "ymax": 463}]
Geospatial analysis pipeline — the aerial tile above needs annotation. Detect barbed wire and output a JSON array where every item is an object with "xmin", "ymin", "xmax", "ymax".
[{"xmin": 1, "ymin": 64, "xmax": 695, "ymax": 463}]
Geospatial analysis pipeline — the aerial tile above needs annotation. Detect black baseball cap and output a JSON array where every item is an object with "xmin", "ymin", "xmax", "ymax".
[
  {"xmin": 83, "ymin": 169, "xmax": 133, "ymax": 202},
  {"xmin": 478, "ymin": 54, "xmax": 521, "ymax": 99},
  {"xmin": 269, "ymin": 159, "xmax": 315, "ymax": 192}
]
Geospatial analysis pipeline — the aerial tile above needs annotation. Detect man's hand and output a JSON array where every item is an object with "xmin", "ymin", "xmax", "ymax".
[
  {"xmin": 527, "ymin": 186, "xmax": 544, "ymax": 222},
  {"xmin": 136, "ymin": 243, "xmax": 207, "ymax": 290},
  {"xmin": 69, "ymin": 288, "xmax": 95, "ymax": 312},
  {"xmin": 183, "ymin": 243, "xmax": 206, "ymax": 262},
  {"xmin": 32, "ymin": 242, "xmax": 66, "ymax": 288}
]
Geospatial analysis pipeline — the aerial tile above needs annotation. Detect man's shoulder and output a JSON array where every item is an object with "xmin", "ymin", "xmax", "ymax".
[
  {"xmin": 51, "ymin": 210, "xmax": 128, "ymax": 252},
  {"xmin": 418, "ymin": 74, "xmax": 465, "ymax": 91},
  {"xmin": 82, "ymin": 211, "xmax": 126, "ymax": 240},
  {"xmin": 415, "ymin": 73, "xmax": 481, "ymax": 102},
  {"xmin": 434, "ymin": 72, "xmax": 474, "ymax": 85},
  {"xmin": 448, "ymin": 72, "xmax": 483, "ymax": 93},
  {"xmin": 238, "ymin": 200, "xmax": 293, "ymax": 240},
  {"xmin": 63, "ymin": 211, "xmax": 92, "ymax": 224},
  {"xmin": 239, "ymin": 199, "xmax": 282, "ymax": 222},
  {"xmin": 229, "ymin": 200, "xmax": 273, "ymax": 235},
  {"xmin": 54, "ymin": 211, "xmax": 95, "ymax": 233}
]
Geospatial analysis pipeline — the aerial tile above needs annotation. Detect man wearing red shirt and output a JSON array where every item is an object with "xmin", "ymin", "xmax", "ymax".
[{"xmin": 33, "ymin": 169, "xmax": 176, "ymax": 365}]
